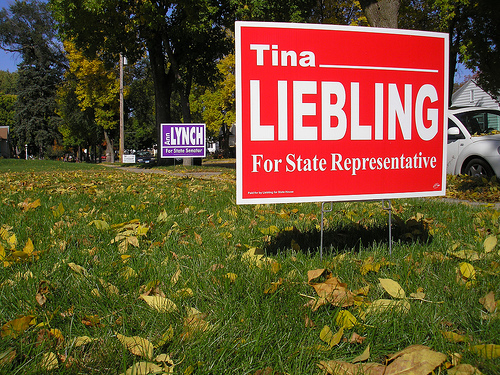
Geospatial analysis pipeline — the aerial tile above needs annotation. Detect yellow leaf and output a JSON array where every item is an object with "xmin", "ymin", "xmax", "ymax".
[
  {"xmin": 49, "ymin": 328, "xmax": 64, "ymax": 341},
  {"xmin": 194, "ymin": 232, "xmax": 202, "ymax": 245},
  {"xmin": 386, "ymin": 345, "xmax": 447, "ymax": 374},
  {"xmin": 470, "ymin": 344, "xmax": 500, "ymax": 359},
  {"xmin": 336, "ymin": 310, "xmax": 357, "ymax": 329},
  {"xmin": 447, "ymin": 364, "xmax": 484, "ymax": 375},
  {"xmin": 459, "ymin": 262, "xmax": 475, "ymax": 279},
  {"xmin": 122, "ymin": 361, "xmax": 164, "ymax": 375},
  {"xmin": 23, "ymin": 238, "xmax": 34, "ymax": 255},
  {"xmin": 89, "ymin": 220, "xmax": 110, "ymax": 230},
  {"xmin": 441, "ymin": 330, "xmax": 468, "ymax": 343},
  {"xmin": 127, "ymin": 236, "xmax": 139, "ymax": 247},
  {"xmin": 379, "ymin": 278, "xmax": 406, "ymax": 299},
  {"xmin": 120, "ymin": 266, "xmax": 137, "ymax": 279},
  {"xmin": 171, "ymin": 269, "xmax": 181, "ymax": 285},
  {"xmin": 483, "ymin": 236, "xmax": 497, "ymax": 253},
  {"xmin": 318, "ymin": 360, "xmax": 385, "ymax": 375},
  {"xmin": 73, "ymin": 336, "xmax": 97, "ymax": 347},
  {"xmin": 116, "ymin": 333, "xmax": 154, "ymax": 359},
  {"xmin": 139, "ymin": 295, "xmax": 177, "ymax": 313},
  {"xmin": 67, "ymin": 262, "xmax": 88, "ymax": 276},
  {"xmin": 52, "ymin": 202, "xmax": 65, "ymax": 218},
  {"xmin": 7, "ymin": 234, "xmax": 17, "ymax": 250},
  {"xmin": 40, "ymin": 352, "xmax": 58, "ymax": 371},
  {"xmin": 172, "ymin": 288, "xmax": 194, "ymax": 298},
  {"xmin": 319, "ymin": 325, "xmax": 344, "ymax": 348},
  {"xmin": 1, "ymin": 315, "xmax": 36, "ymax": 338},
  {"xmin": 154, "ymin": 326, "xmax": 174, "ymax": 348},
  {"xmin": 157, "ymin": 210, "xmax": 170, "ymax": 223},
  {"xmin": 224, "ymin": 273, "xmax": 237, "ymax": 283},
  {"xmin": 364, "ymin": 299, "xmax": 410, "ymax": 315},
  {"xmin": 352, "ymin": 344, "xmax": 370, "ymax": 363}
]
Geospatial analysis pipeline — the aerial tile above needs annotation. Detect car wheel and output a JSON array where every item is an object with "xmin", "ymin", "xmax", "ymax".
[{"xmin": 464, "ymin": 158, "xmax": 494, "ymax": 178}]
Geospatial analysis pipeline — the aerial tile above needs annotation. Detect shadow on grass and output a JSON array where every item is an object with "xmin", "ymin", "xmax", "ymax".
[{"xmin": 264, "ymin": 218, "xmax": 432, "ymax": 256}]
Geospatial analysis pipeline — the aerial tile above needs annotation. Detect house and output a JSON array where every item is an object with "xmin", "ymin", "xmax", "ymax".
[
  {"xmin": 0, "ymin": 126, "xmax": 9, "ymax": 158},
  {"xmin": 451, "ymin": 79, "xmax": 500, "ymax": 109}
]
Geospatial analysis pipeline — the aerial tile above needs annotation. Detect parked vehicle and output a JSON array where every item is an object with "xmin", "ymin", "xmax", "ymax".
[
  {"xmin": 135, "ymin": 150, "xmax": 155, "ymax": 164},
  {"xmin": 447, "ymin": 107, "xmax": 500, "ymax": 178}
]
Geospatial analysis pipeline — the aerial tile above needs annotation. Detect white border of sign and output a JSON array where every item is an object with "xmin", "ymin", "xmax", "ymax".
[{"xmin": 236, "ymin": 21, "xmax": 449, "ymax": 205}]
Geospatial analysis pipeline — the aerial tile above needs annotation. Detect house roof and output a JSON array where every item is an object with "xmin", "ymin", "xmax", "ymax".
[{"xmin": 452, "ymin": 79, "xmax": 500, "ymax": 105}]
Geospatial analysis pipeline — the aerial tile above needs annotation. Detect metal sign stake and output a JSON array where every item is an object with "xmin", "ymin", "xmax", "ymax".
[
  {"xmin": 382, "ymin": 200, "xmax": 393, "ymax": 255},
  {"xmin": 320, "ymin": 202, "xmax": 333, "ymax": 260}
]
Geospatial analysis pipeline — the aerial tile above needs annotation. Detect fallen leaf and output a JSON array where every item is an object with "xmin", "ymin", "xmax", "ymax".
[
  {"xmin": 1, "ymin": 315, "xmax": 36, "ymax": 338},
  {"xmin": 385, "ymin": 345, "xmax": 447, "ymax": 375},
  {"xmin": 67, "ymin": 262, "xmax": 88, "ymax": 276},
  {"xmin": 479, "ymin": 292, "xmax": 496, "ymax": 313},
  {"xmin": 364, "ymin": 299, "xmax": 410, "ymax": 315},
  {"xmin": 457, "ymin": 262, "xmax": 476, "ymax": 287},
  {"xmin": 0, "ymin": 347, "xmax": 16, "ymax": 367},
  {"xmin": 116, "ymin": 333, "xmax": 154, "ymax": 359},
  {"xmin": 139, "ymin": 295, "xmax": 177, "ymax": 313},
  {"xmin": 448, "ymin": 364, "xmax": 484, "ymax": 375},
  {"xmin": 89, "ymin": 220, "xmax": 110, "ymax": 230},
  {"xmin": 320, "ymin": 325, "xmax": 344, "ymax": 348},
  {"xmin": 470, "ymin": 344, "xmax": 500, "ymax": 359},
  {"xmin": 352, "ymin": 344, "xmax": 370, "ymax": 363},
  {"xmin": 379, "ymin": 278, "xmax": 406, "ymax": 299},
  {"xmin": 336, "ymin": 310, "xmax": 357, "ymax": 329},
  {"xmin": 318, "ymin": 360, "xmax": 385, "ymax": 375},
  {"xmin": 122, "ymin": 361, "xmax": 164, "ymax": 375},
  {"xmin": 73, "ymin": 336, "xmax": 97, "ymax": 347},
  {"xmin": 40, "ymin": 352, "xmax": 58, "ymax": 371},
  {"xmin": 441, "ymin": 330, "xmax": 468, "ymax": 343},
  {"xmin": 483, "ymin": 236, "xmax": 497, "ymax": 253}
]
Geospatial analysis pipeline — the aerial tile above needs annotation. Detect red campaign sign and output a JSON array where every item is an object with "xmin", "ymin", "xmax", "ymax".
[{"xmin": 236, "ymin": 22, "xmax": 449, "ymax": 204}]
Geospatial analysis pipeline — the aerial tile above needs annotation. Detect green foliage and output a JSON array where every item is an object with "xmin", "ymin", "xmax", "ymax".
[
  {"xmin": 0, "ymin": 93, "xmax": 16, "ymax": 128},
  {"xmin": 0, "ymin": 0, "xmax": 65, "ymax": 157},
  {"xmin": 0, "ymin": 71, "xmax": 18, "ymax": 94}
]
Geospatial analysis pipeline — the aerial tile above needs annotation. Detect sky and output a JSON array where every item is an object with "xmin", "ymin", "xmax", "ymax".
[
  {"xmin": 0, "ymin": 0, "xmax": 18, "ymax": 72},
  {"xmin": 0, "ymin": 0, "xmax": 474, "ymax": 82}
]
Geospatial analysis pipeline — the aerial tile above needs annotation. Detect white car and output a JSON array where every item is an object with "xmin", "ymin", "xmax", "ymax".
[{"xmin": 447, "ymin": 107, "xmax": 500, "ymax": 178}]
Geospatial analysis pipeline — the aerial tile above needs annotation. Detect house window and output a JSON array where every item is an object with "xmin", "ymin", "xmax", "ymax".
[{"xmin": 469, "ymin": 89, "xmax": 474, "ymax": 103}]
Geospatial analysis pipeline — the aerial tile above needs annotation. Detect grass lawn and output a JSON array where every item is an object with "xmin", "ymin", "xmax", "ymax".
[{"xmin": 0, "ymin": 159, "xmax": 499, "ymax": 374}]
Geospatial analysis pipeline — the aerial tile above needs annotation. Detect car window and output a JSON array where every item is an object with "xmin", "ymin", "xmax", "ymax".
[
  {"xmin": 455, "ymin": 110, "xmax": 500, "ymax": 135},
  {"xmin": 486, "ymin": 112, "xmax": 500, "ymax": 132}
]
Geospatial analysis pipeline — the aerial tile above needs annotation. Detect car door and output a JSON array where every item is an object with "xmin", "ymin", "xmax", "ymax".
[{"xmin": 447, "ymin": 117, "xmax": 467, "ymax": 174}]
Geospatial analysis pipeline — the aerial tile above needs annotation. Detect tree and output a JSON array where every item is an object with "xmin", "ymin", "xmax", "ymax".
[
  {"xmin": 60, "ymin": 40, "xmax": 121, "ymax": 162},
  {"xmin": 125, "ymin": 58, "xmax": 156, "ymax": 152},
  {"xmin": 0, "ymin": 0, "xmax": 66, "ymax": 157},
  {"xmin": 52, "ymin": 0, "xmax": 235, "ymax": 165},
  {"xmin": 359, "ymin": 0, "xmax": 400, "ymax": 28}
]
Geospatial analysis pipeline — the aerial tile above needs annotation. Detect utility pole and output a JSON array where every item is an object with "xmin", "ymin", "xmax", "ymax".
[{"xmin": 119, "ymin": 53, "xmax": 124, "ymax": 163}]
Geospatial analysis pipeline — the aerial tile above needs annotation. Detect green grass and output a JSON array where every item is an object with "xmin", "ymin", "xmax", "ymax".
[{"xmin": 0, "ymin": 159, "xmax": 499, "ymax": 374}]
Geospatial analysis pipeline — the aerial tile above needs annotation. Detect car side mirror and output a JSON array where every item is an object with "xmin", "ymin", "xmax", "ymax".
[{"xmin": 448, "ymin": 127, "xmax": 460, "ymax": 136}]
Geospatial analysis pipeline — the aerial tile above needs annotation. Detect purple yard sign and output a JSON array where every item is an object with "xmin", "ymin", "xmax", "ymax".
[{"xmin": 160, "ymin": 123, "xmax": 206, "ymax": 158}]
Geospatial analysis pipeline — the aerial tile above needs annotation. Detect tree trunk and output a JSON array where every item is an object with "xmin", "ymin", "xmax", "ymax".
[
  {"xmin": 359, "ymin": 0, "xmax": 400, "ymax": 28},
  {"xmin": 147, "ymin": 34, "xmax": 172, "ymax": 166},
  {"xmin": 104, "ymin": 129, "xmax": 114, "ymax": 163}
]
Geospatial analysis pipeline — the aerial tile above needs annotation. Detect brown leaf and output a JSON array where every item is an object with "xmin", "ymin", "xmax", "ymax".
[
  {"xmin": 0, "ymin": 347, "xmax": 16, "ymax": 367},
  {"xmin": 448, "ymin": 364, "xmax": 484, "ymax": 375},
  {"xmin": 349, "ymin": 332, "xmax": 366, "ymax": 344},
  {"xmin": 479, "ymin": 292, "xmax": 497, "ymax": 313},
  {"xmin": 385, "ymin": 345, "xmax": 447, "ymax": 375},
  {"xmin": 318, "ymin": 360, "xmax": 385, "ymax": 375}
]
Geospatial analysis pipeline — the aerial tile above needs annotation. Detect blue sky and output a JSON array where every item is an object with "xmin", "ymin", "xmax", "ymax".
[{"xmin": 0, "ymin": 0, "xmax": 19, "ymax": 72}]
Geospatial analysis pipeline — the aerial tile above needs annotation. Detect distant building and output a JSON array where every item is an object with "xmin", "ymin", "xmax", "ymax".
[
  {"xmin": 0, "ymin": 126, "xmax": 9, "ymax": 158},
  {"xmin": 452, "ymin": 79, "xmax": 500, "ymax": 109}
]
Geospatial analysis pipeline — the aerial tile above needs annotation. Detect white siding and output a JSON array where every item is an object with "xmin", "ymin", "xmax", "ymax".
[{"xmin": 452, "ymin": 80, "xmax": 500, "ymax": 109}]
